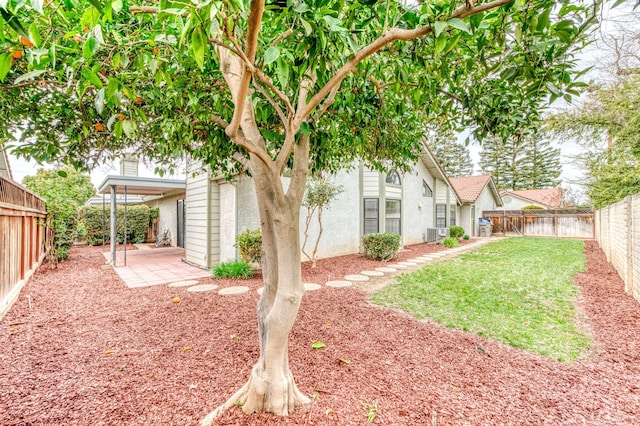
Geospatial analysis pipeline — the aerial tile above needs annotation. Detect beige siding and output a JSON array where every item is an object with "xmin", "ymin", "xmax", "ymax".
[
  {"xmin": 362, "ymin": 168, "xmax": 379, "ymax": 197},
  {"xmin": 185, "ymin": 169, "xmax": 210, "ymax": 268},
  {"xmin": 385, "ymin": 186, "xmax": 402, "ymax": 199},
  {"xmin": 209, "ymin": 182, "xmax": 220, "ymax": 267}
]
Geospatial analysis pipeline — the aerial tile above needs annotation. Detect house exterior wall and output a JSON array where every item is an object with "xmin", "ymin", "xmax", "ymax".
[
  {"xmin": 144, "ymin": 191, "xmax": 184, "ymax": 246},
  {"xmin": 184, "ymin": 168, "xmax": 212, "ymax": 268},
  {"xmin": 187, "ymin": 156, "xmax": 451, "ymax": 266},
  {"xmin": 500, "ymin": 194, "xmax": 544, "ymax": 210},
  {"xmin": 219, "ymin": 182, "xmax": 237, "ymax": 263},
  {"xmin": 401, "ymin": 162, "xmax": 436, "ymax": 245}
]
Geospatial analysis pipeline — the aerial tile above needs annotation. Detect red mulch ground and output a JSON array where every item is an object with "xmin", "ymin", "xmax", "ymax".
[{"xmin": 2, "ymin": 240, "xmax": 640, "ymax": 425}]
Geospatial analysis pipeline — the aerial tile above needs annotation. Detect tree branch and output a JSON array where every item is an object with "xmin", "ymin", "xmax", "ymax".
[
  {"xmin": 294, "ymin": 0, "xmax": 513, "ymax": 126},
  {"xmin": 130, "ymin": 6, "xmax": 159, "ymax": 14},
  {"xmin": 271, "ymin": 28, "xmax": 293, "ymax": 46},
  {"xmin": 253, "ymin": 80, "xmax": 287, "ymax": 126},
  {"xmin": 226, "ymin": 0, "xmax": 265, "ymax": 139}
]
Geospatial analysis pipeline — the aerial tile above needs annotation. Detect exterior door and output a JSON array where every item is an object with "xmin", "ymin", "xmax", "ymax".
[{"xmin": 177, "ymin": 200, "xmax": 185, "ymax": 248}]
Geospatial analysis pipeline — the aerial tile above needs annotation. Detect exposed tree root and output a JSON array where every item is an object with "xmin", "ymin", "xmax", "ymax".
[{"xmin": 200, "ymin": 365, "xmax": 310, "ymax": 425}]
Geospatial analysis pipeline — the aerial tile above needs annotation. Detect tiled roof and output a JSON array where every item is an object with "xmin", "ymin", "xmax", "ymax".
[
  {"xmin": 500, "ymin": 188, "xmax": 563, "ymax": 208},
  {"xmin": 449, "ymin": 175, "xmax": 493, "ymax": 202}
]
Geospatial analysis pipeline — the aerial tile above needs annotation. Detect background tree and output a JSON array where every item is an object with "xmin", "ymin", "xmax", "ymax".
[
  {"xmin": 301, "ymin": 176, "xmax": 343, "ymax": 267},
  {"xmin": 479, "ymin": 132, "xmax": 562, "ymax": 190},
  {"xmin": 545, "ymin": 5, "xmax": 640, "ymax": 208},
  {"xmin": 22, "ymin": 167, "xmax": 96, "ymax": 264},
  {"xmin": 1, "ymin": 0, "xmax": 600, "ymax": 421},
  {"xmin": 428, "ymin": 129, "xmax": 474, "ymax": 178}
]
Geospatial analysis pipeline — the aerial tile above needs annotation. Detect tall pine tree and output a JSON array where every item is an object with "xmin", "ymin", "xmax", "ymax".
[
  {"xmin": 429, "ymin": 130, "xmax": 474, "ymax": 178},
  {"xmin": 480, "ymin": 133, "xmax": 562, "ymax": 190}
]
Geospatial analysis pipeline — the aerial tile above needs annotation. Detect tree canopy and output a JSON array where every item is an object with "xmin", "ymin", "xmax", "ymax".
[
  {"xmin": 545, "ymin": 6, "xmax": 640, "ymax": 208},
  {"xmin": 428, "ymin": 129, "xmax": 474, "ymax": 178}
]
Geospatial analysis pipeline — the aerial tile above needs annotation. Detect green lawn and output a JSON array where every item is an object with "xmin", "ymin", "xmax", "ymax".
[{"xmin": 371, "ymin": 238, "xmax": 591, "ymax": 362}]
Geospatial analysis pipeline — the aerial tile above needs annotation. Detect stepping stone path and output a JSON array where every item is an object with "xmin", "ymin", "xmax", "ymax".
[
  {"xmin": 219, "ymin": 286, "xmax": 250, "ymax": 296},
  {"xmin": 304, "ymin": 283, "xmax": 322, "ymax": 291},
  {"xmin": 326, "ymin": 280, "xmax": 353, "ymax": 288},
  {"xmin": 344, "ymin": 274, "xmax": 369, "ymax": 282},
  {"xmin": 168, "ymin": 279, "xmax": 200, "ymax": 288},
  {"xmin": 390, "ymin": 263, "xmax": 409, "ymax": 270},
  {"xmin": 173, "ymin": 241, "xmax": 490, "ymax": 297},
  {"xmin": 361, "ymin": 270, "xmax": 385, "ymax": 277},
  {"xmin": 187, "ymin": 284, "xmax": 218, "ymax": 293}
]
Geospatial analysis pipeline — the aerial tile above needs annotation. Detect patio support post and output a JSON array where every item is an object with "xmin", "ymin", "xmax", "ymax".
[{"xmin": 110, "ymin": 185, "xmax": 117, "ymax": 265}]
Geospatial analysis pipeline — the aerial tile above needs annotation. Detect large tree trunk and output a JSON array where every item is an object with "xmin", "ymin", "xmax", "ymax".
[{"xmin": 201, "ymin": 143, "xmax": 311, "ymax": 424}]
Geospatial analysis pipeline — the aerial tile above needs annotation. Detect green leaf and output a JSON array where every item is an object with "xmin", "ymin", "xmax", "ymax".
[
  {"xmin": 0, "ymin": 52, "xmax": 11, "ymax": 83},
  {"xmin": 94, "ymin": 88, "xmax": 105, "ymax": 115},
  {"xmin": 81, "ymin": 67, "xmax": 103, "ymax": 89},
  {"xmin": 434, "ymin": 33, "xmax": 446, "ymax": 56},
  {"xmin": 112, "ymin": 0, "xmax": 123, "ymax": 13},
  {"xmin": 0, "ymin": 8, "xmax": 30, "ymax": 40},
  {"xmin": 30, "ymin": 0, "xmax": 43, "ymax": 14},
  {"xmin": 28, "ymin": 22, "xmax": 42, "ymax": 47},
  {"xmin": 87, "ymin": 0, "xmax": 103, "ymax": 13},
  {"xmin": 433, "ymin": 21, "xmax": 447, "ymax": 38},
  {"xmin": 300, "ymin": 18, "xmax": 312, "ymax": 36},
  {"xmin": 122, "ymin": 120, "xmax": 136, "ymax": 138},
  {"xmin": 191, "ymin": 27, "xmax": 206, "ymax": 69},
  {"xmin": 57, "ymin": 170, "xmax": 68, "ymax": 178},
  {"xmin": 545, "ymin": 81, "xmax": 561, "ymax": 96},
  {"xmin": 14, "ymin": 69, "xmax": 45, "ymax": 84},
  {"xmin": 447, "ymin": 18, "xmax": 470, "ymax": 34},
  {"xmin": 263, "ymin": 46, "xmax": 280, "ymax": 65},
  {"xmin": 311, "ymin": 341, "xmax": 326, "ymax": 349},
  {"xmin": 300, "ymin": 122, "xmax": 310, "ymax": 135}
]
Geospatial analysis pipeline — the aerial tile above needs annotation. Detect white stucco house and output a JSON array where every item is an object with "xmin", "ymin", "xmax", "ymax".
[
  {"xmin": 183, "ymin": 142, "xmax": 461, "ymax": 269},
  {"xmin": 499, "ymin": 188, "xmax": 563, "ymax": 210},
  {"xmin": 449, "ymin": 175, "xmax": 503, "ymax": 236}
]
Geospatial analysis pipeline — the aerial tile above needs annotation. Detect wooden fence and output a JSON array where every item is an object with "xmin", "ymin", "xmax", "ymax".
[
  {"xmin": 482, "ymin": 209, "xmax": 595, "ymax": 239},
  {"xmin": 0, "ymin": 175, "xmax": 47, "ymax": 319},
  {"xmin": 595, "ymin": 194, "xmax": 640, "ymax": 303}
]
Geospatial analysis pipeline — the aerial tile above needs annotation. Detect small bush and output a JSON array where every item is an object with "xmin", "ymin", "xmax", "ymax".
[
  {"xmin": 463, "ymin": 234, "xmax": 470, "ymax": 240},
  {"xmin": 212, "ymin": 260, "xmax": 254, "ymax": 279},
  {"xmin": 234, "ymin": 228, "xmax": 262, "ymax": 264},
  {"xmin": 443, "ymin": 237, "xmax": 459, "ymax": 248},
  {"xmin": 449, "ymin": 225, "xmax": 465, "ymax": 239},
  {"xmin": 362, "ymin": 233, "xmax": 401, "ymax": 261},
  {"xmin": 522, "ymin": 204, "xmax": 544, "ymax": 210}
]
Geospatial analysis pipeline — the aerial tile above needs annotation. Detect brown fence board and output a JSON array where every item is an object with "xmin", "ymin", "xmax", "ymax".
[
  {"xmin": 482, "ymin": 209, "xmax": 595, "ymax": 239},
  {"xmin": 0, "ymin": 176, "xmax": 46, "ymax": 320}
]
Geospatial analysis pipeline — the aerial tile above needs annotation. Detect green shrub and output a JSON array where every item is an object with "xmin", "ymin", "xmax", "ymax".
[
  {"xmin": 212, "ymin": 260, "xmax": 254, "ymax": 279},
  {"xmin": 80, "ymin": 204, "xmax": 150, "ymax": 245},
  {"xmin": 362, "ymin": 233, "xmax": 401, "ymax": 261},
  {"xmin": 234, "ymin": 228, "xmax": 262, "ymax": 264},
  {"xmin": 449, "ymin": 225, "xmax": 465, "ymax": 239},
  {"xmin": 443, "ymin": 237, "xmax": 459, "ymax": 248},
  {"xmin": 522, "ymin": 205, "xmax": 544, "ymax": 210},
  {"xmin": 463, "ymin": 234, "xmax": 470, "ymax": 240}
]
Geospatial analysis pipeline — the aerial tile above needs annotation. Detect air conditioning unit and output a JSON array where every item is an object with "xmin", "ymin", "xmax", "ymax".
[{"xmin": 426, "ymin": 228, "xmax": 450, "ymax": 243}]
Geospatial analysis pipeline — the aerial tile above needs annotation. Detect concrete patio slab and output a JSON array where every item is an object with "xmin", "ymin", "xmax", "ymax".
[{"xmin": 103, "ymin": 247, "xmax": 211, "ymax": 288}]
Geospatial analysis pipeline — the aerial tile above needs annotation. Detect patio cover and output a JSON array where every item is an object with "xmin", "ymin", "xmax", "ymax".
[{"xmin": 97, "ymin": 175, "xmax": 186, "ymax": 266}]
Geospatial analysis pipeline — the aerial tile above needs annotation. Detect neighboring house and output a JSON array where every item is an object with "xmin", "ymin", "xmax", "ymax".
[
  {"xmin": 0, "ymin": 149, "xmax": 13, "ymax": 180},
  {"xmin": 449, "ymin": 175, "xmax": 503, "ymax": 236},
  {"xmin": 499, "ymin": 188, "xmax": 563, "ymax": 210},
  {"xmin": 183, "ymin": 142, "xmax": 461, "ymax": 269}
]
